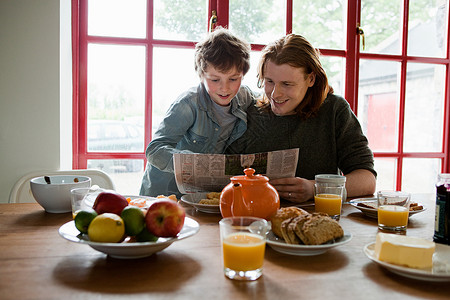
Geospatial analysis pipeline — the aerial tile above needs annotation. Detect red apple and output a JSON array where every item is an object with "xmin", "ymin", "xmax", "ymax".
[
  {"xmin": 93, "ymin": 191, "xmax": 128, "ymax": 215},
  {"xmin": 145, "ymin": 200, "xmax": 185, "ymax": 237}
]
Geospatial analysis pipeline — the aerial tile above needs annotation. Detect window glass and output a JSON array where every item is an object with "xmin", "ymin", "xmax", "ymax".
[
  {"xmin": 293, "ymin": 0, "xmax": 346, "ymax": 50},
  {"xmin": 358, "ymin": 60, "xmax": 401, "ymax": 152},
  {"xmin": 87, "ymin": 159, "xmax": 144, "ymax": 194},
  {"xmin": 320, "ymin": 56, "xmax": 345, "ymax": 96},
  {"xmin": 408, "ymin": 0, "xmax": 449, "ymax": 57},
  {"xmin": 88, "ymin": 120, "xmax": 144, "ymax": 152},
  {"xmin": 87, "ymin": 44, "xmax": 145, "ymax": 151},
  {"xmin": 404, "ymin": 63, "xmax": 445, "ymax": 152},
  {"xmin": 127, "ymin": 124, "xmax": 140, "ymax": 138},
  {"xmin": 152, "ymin": 47, "xmax": 198, "ymax": 135},
  {"xmin": 88, "ymin": 0, "xmax": 146, "ymax": 38},
  {"xmin": 153, "ymin": 0, "xmax": 207, "ymax": 41},
  {"xmin": 105, "ymin": 123, "xmax": 127, "ymax": 139},
  {"xmin": 229, "ymin": 0, "xmax": 285, "ymax": 45},
  {"xmin": 242, "ymin": 51, "xmax": 261, "ymax": 94},
  {"xmin": 360, "ymin": 0, "xmax": 402, "ymax": 54},
  {"xmin": 374, "ymin": 158, "xmax": 397, "ymax": 191},
  {"xmin": 402, "ymin": 158, "xmax": 441, "ymax": 193}
]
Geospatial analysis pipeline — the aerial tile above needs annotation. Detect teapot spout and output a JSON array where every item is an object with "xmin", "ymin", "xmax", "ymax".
[{"xmin": 231, "ymin": 183, "xmax": 252, "ymax": 216}]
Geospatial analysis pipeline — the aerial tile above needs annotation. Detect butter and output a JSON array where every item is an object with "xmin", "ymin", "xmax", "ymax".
[{"xmin": 374, "ymin": 233, "xmax": 435, "ymax": 269}]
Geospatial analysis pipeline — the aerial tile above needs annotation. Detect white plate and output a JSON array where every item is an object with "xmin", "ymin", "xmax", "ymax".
[
  {"xmin": 348, "ymin": 198, "xmax": 426, "ymax": 219},
  {"xmin": 364, "ymin": 242, "xmax": 450, "ymax": 282},
  {"xmin": 180, "ymin": 193, "xmax": 221, "ymax": 214},
  {"xmin": 266, "ymin": 230, "xmax": 352, "ymax": 256},
  {"xmin": 83, "ymin": 193, "xmax": 158, "ymax": 209},
  {"xmin": 124, "ymin": 195, "xmax": 160, "ymax": 208},
  {"xmin": 58, "ymin": 217, "xmax": 200, "ymax": 259}
]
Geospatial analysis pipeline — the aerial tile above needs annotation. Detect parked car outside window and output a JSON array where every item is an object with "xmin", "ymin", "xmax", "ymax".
[
  {"xmin": 87, "ymin": 120, "xmax": 145, "ymax": 173},
  {"xmin": 88, "ymin": 120, "xmax": 144, "ymax": 152}
]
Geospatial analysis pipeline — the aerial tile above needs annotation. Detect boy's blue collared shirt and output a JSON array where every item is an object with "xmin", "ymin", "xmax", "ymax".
[{"xmin": 140, "ymin": 83, "xmax": 254, "ymax": 197}]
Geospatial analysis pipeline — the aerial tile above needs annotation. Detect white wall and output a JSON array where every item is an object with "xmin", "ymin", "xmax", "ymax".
[{"xmin": 0, "ymin": 0, "xmax": 70, "ymax": 203}]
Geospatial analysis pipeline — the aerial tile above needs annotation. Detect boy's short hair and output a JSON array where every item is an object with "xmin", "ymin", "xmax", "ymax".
[{"xmin": 195, "ymin": 27, "xmax": 251, "ymax": 77}]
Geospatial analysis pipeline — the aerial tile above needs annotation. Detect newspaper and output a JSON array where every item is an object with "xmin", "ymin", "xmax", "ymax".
[{"xmin": 174, "ymin": 148, "xmax": 299, "ymax": 194}]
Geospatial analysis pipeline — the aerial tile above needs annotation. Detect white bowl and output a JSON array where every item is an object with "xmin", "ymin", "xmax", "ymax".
[{"xmin": 30, "ymin": 175, "xmax": 91, "ymax": 213}]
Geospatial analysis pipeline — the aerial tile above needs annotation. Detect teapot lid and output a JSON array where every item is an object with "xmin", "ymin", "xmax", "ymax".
[{"xmin": 231, "ymin": 168, "xmax": 268, "ymax": 183}]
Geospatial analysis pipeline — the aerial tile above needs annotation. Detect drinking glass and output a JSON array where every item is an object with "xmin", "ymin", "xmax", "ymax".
[
  {"xmin": 377, "ymin": 190, "xmax": 411, "ymax": 232},
  {"xmin": 219, "ymin": 216, "xmax": 269, "ymax": 281},
  {"xmin": 70, "ymin": 186, "xmax": 103, "ymax": 219},
  {"xmin": 314, "ymin": 174, "xmax": 346, "ymax": 220}
]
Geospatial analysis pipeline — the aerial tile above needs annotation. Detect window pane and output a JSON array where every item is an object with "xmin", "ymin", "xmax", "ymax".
[
  {"xmin": 87, "ymin": 159, "xmax": 144, "ymax": 194},
  {"xmin": 152, "ymin": 47, "xmax": 198, "ymax": 135},
  {"xmin": 153, "ymin": 0, "xmax": 207, "ymax": 41},
  {"xmin": 402, "ymin": 158, "xmax": 441, "ymax": 193},
  {"xmin": 87, "ymin": 44, "xmax": 145, "ymax": 152},
  {"xmin": 404, "ymin": 63, "xmax": 445, "ymax": 152},
  {"xmin": 229, "ymin": 0, "xmax": 285, "ymax": 44},
  {"xmin": 242, "ymin": 51, "xmax": 261, "ymax": 93},
  {"xmin": 293, "ymin": 0, "xmax": 346, "ymax": 50},
  {"xmin": 408, "ymin": 0, "xmax": 449, "ymax": 57},
  {"xmin": 360, "ymin": 0, "xmax": 402, "ymax": 54},
  {"xmin": 374, "ymin": 158, "xmax": 397, "ymax": 191},
  {"xmin": 88, "ymin": 0, "xmax": 146, "ymax": 38},
  {"xmin": 88, "ymin": 120, "xmax": 144, "ymax": 152},
  {"xmin": 320, "ymin": 56, "xmax": 345, "ymax": 96},
  {"xmin": 358, "ymin": 60, "xmax": 401, "ymax": 152}
]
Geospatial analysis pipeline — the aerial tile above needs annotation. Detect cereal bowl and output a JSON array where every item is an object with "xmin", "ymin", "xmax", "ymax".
[{"xmin": 30, "ymin": 175, "xmax": 91, "ymax": 213}]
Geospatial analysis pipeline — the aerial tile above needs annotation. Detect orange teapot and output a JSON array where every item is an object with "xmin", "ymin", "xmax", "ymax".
[{"xmin": 220, "ymin": 168, "xmax": 280, "ymax": 220}]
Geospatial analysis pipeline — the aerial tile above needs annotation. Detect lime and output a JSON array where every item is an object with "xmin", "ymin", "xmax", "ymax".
[
  {"xmin": 88, "ymin": 213, "xmax": 125, "ymax": 243},
  {"xmin": 74, "ymin": 209, "xmax": 98, "ymax": 234},
  {"xmin": 136, "ymin": 227, "xmax": 159, "ymax": 242},
  {"xmin": 121, "ymin": 206, "xmax": 146, "ymax": 236}
]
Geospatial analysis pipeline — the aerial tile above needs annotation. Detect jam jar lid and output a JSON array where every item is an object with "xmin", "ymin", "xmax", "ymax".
[{"xmin": 315, "ymin": 174, "xmax": 346, "ymax": 184}]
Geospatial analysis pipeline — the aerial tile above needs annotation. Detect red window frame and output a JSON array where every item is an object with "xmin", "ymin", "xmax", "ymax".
[
  {"xmin": 72, "ymin": 0, "xmax": 450, "ymax": 190},
  {"xmin": 354, "ymin": 0, "xmax": 450, "ymax": 189}
]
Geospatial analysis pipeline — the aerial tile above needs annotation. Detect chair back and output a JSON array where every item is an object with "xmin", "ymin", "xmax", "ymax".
[{"xmin": 9, "ymin": 169, "xmax": 115, "ymax": 203}]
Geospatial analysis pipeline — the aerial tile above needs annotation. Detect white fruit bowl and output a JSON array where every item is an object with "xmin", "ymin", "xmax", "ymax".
[
  {"xmin": 58, "ymin": 217, "xmax": 200, "ymax": 259},
  {"xmin": 30, "ymin": 175, "xmax": 91, "ymax": 213}
]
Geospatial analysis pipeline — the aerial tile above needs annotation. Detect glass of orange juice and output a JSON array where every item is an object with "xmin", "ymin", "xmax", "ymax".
[
  {"xmin": 314, "ymin": 174, "xmax": 346, "ymax": 220},
  {"xmin": 219, "ymin": 216, "xmax": 269, "ymax": 281},
  {"xmin": 377, "ymin": 190, "xmax": 411, "ymax": 232}
]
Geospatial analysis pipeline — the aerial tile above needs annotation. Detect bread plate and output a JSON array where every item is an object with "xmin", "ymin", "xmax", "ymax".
[
  {"xmin": 364, "ymin": 242, "xmax": 450, "ymax": 282},
  {"xmin": 266, "ymin": 230, "xmax": 352, "ymax": 256},
  {"xmin": 348, "ymin": 198, "xmax": 425, "ymax": 219},
  {"xmin": 180, "ymin": 192, "xmax": 221, "ymax": 214},
  {"xmin": 59, "ymin": 217, "xmax": 199, "ymax": 259}
]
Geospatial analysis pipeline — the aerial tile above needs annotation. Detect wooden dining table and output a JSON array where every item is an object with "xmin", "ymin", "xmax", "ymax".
[{"xmin": 0, "ymin": 193, "xmax": 449, "ymax": 300}]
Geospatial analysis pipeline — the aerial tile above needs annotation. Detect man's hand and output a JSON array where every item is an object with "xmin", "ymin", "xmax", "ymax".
[{"xmin": 269, "ymin": 177, "xmax": 315, "ymax": 203}]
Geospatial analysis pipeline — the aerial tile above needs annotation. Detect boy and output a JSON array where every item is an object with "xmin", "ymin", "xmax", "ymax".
[{"xmin": 140, "ymin": 28, "xmax": 254, "ymax": 197}]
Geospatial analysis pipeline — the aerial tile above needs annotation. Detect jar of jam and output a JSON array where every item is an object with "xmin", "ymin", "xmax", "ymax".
[{"xmin": 434, "ymin": 173, "xmax": 450, "ymax": 245}]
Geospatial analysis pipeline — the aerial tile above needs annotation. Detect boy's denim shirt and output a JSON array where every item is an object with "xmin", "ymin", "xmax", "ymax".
[{"xmin": 140, "ymin": 83, "xmax": 255, "ymax": 197}]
